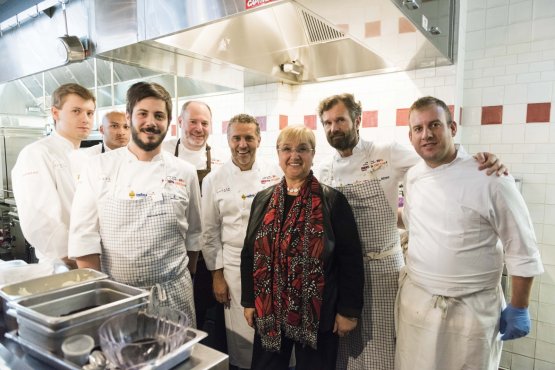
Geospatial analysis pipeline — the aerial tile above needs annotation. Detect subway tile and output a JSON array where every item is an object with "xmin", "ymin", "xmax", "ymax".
[
  {"xmin": 525, "ymin": 124, "xmax": 551, "ymax": 143},
  {"xmin": 509, "ymin": 1, "xmax": 533, "ymax": 24},
  {"xmin": 527, "ymin": 103, "xmax": 551, "ymax": 123},
  {"xmin": 505, "ymin": 84, "xmax": 528, "ymax": 104},
  {"xmin": 546, "ymin": 205, "xmax": 555, "ymax": 225},
  {"xmin": 221, "ymin": 120, "xmax": 229, "ymax": 134},
  {"xmin": 501, "ymin": 124, "xmax": 526, "ymax": 143},
  {"xmin": 532, "ymin": 18, "xmax": 555, "ymax": 41},
  {"xmin": 495, "ymin": 75, "xmax": 517, "ymax": 86},
  {"xmin": 362, "ymin": 110, "xmax": 378, "ymax": 128},
  {"xmin": 523, "ymin": 153, "xmax": 549, "ymax": 163},
  {"xmin": 365, "ymin": 21, "xmax": 381, "ymax": 38},
  {"xmin": 487, "ymin": 0, "xmax": 507, "ymax": 8},
  {"xmin": 534, "ymin": 358, "xmax": 555, "ymax": 370},
  {"xmin": 480, "ymin": 125, "xmax": 503, "ymax": 143},
  {"xmin": 486, "ymin": 6, "xmax": 509, "ymax": 28},
  {"xmin": 502, "ymin": 104, "xmax": 527, "ymax": 124},
  {"xmin": 538, "ymin": 243, "xmax": 555, "ymax": 266},
  {"xmin": 541, "ymin": 264, "xmax": 555, "ymax": 286},
  {"xmin": 512, "ymin": 336, "xmax": 537, "ymax": 357},
  {"xmin": 304, "ymin": 115, "xmax": 317, "ymax": 130},
  {"xmin": 517, "ymin": 72, "xmax": 542, "ymax": 83},
  {"xmin": 507, "ymin": 63, "xmax": 530, "ymax": 75},
  {"xmin": 529, "ymin": 60, "xmax": 555, "ymax": 72},
  {"xmin": 396, "ymin": 108, "xmax": 410, "ymax": 126},
  {"xmin": 508, "ymin": 42, "xmax": 531, "ymax": 55},
  {"xmin": 486, "ymin": 26, "xmax": 508, "ymax": 47},
  {"xmin": 528, "ymin": 204, "xmax": 546, "ymax": 224},
  {"xmin": 518, "ymin": 52, "xmax": 544, "ymax": 64},
  {"xmin": 528, "ymin": 82, "xmax": 553, "ymax": 103},
  {"xmin": 522, "ymin": 173, "xmax": 548, "ymax": 184},
  {"xmin": 532, "ymin": 0, "xmax": 555, "ymax": 20},
  {"xmin": 512, "ymin": 353, "xmax": 535, "ymax": 370},
  {"xmin": 460, "ymin": 126, "xmax": 482, "ymax": 144},
  {"xmin": 483, "ymin": 86, "xmax": 506, "ymax": 106},
  {"xmin": 500, "ymin": 350, "xmax": 512, "ymax": 368},
  {"xmin": 540, "ymin": 284, "xmax": 555, "ymax": 304},
  {"xmin": 543, "ymin": 225, "xmax": 555, "ymax": 245},
  {"xmin": 398, "ymin": 17, "xmax": 416, "ymax": 33},
  {"xmin": 535, "ymin": 340, "xmax": 555, "ymax": 363},
  {"xmin": 466, "ymin": 30, "xmax": 486, "ymax": 51},
  {"xmin": 462, "ymin": 106, "xmax": 483, "ymax": 126},
  {"xmin": 547, "ymin": 185, "xmax": 555, "ymax": 205},
  {"xmin": 522, "ymin": 182, "xmax": 547, "ymax": 204},
  {"xmin": 507, "ymin": 22, "xmax": 534, "ymax": 44},
  {"xmin": 486, "ymin": 45, "xmax": 509, "ymax": 57},
  {"xmin": 481, "ymin": 105, "xmax": 503, "ymax": 124},
  {"xmin": 279, "ymin": 115, "xmax": 288, "ymax": 130}
]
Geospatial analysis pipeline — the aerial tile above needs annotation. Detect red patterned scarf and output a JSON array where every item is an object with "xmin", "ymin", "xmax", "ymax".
[{"xmin": 252, "ymin": 172, "xmax": 325, "ymax": 351}]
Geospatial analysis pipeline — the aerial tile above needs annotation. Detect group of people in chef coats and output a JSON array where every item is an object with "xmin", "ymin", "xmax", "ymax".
[{"xmin": 12, "ymin": 81, "xmax": 544, "ymax": 370}]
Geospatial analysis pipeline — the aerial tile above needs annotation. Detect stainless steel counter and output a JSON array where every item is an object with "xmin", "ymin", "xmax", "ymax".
[{"xmin": 0, "ymin": 325, "xmax": 228, "ymax": 370}]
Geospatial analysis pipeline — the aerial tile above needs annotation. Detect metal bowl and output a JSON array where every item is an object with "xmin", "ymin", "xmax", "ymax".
[{"xmin": 98, "ymin": 307, "xmax": 190, "ymax": 370}]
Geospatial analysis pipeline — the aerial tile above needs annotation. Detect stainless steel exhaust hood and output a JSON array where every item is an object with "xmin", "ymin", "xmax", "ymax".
[{"xmin": 95, "ymin": 0, "xmax": 456, "ymax": 85}]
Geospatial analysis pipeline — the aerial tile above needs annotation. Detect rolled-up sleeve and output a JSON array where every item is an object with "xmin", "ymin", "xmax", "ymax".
[{"xmin": 493, "ymin": 178, "xmax": 544, "ymax": 277}]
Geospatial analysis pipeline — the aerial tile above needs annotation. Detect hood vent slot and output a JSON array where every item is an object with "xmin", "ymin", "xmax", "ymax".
[{"xmin": 299, "ymin": 9, "xmax": 345, "ymax": 44}]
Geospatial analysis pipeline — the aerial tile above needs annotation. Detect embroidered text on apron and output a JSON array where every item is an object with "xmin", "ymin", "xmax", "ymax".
[
  {"xmin": 333, "ymin": 172, "xmax": 404, "ymax": 370},
  {"xmin": 98, "ymin": 157, "xmax": 196, "ymax": 327}
]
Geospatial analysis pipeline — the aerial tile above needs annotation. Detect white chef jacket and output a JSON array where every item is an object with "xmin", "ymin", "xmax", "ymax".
[
  {"xmin": 404, "ymin": 147, "xmax": 544, "ymax": 296},
  {"xmin": 12, "ymin": 131, "xmax": 87, "ymax": 261},
  {"xmin": 81, "ymin": 142, "xmax": 111, "ymax": 156},
  {"xmin": 162, "ymin": 138, "xmax": 228, "ymax": 171},
  {"xmin": 201, "ymin": 159, "xmax": 282, "ymax": 271},
  {"xmin": 315, "ymin": 139, "xmax": 419, "ymax": 213},
  {"xmin": 68, "ymin": 147, "xmax": 203, "ymax": 259}
]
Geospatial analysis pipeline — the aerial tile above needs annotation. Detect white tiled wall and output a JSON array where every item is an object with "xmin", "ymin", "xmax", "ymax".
[{"xmin": 193, "ymin": 0, "xmax": 555, "ymax": 368}]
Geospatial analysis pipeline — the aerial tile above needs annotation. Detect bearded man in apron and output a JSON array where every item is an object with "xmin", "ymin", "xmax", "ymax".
[
  {"xmin": 314, "ymin": 94, "xmax": 508, "ymax": 370},
  {"xmin": 69, "ymin": 82, "xmax": 202, "ymax": 326}
]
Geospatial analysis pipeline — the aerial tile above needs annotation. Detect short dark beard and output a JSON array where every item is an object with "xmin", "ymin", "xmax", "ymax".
[
  {"xmin": 131, "ymin": 125, "xmax": 167, "ymax": 152},
  {"xmin": 326, "ymin": 129, "xmax": 358, "ymax": 151}
]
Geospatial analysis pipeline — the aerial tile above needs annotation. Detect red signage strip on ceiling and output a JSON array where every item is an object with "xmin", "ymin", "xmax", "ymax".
[{"xmin": 246, "ymin": 0, "xmax": 275, "ymax": 9}]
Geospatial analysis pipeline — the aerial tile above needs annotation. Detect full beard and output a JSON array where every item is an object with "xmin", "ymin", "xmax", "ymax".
[
  {"xmin": 326, "ymin": 131, "xmax": 358, "ymax": 151},
  {"xmin": 131, "ymin": 125, "xmax": 167, "ymax": 152}
]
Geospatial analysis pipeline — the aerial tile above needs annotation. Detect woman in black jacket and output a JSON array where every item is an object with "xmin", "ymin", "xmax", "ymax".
[{"xmin": 241, "ymin": 125, "xmax": 364, "ymax": 370}]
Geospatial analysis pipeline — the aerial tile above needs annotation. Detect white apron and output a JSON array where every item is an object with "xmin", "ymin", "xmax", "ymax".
[
  {"xmin": 394, "ymin": 268, "xmax": 503, "ymax": 370},
  {"xmin": 334, "ymin": 173, "xmax": 403, "ymax": 370},
  {"xmin": 98, "ymin": 158, "xmax": 196, "ymax": 327}
]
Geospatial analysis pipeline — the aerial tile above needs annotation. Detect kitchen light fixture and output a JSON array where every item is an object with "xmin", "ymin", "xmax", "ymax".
[
  {"xmin": 280, "ymin": 61, "xmax": 303, "ymax": 76},
  {"xmin": 402, "ymin": 0, "xmax": 421, "ymax": 10}
]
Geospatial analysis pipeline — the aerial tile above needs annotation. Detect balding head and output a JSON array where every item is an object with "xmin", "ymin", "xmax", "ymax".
[{"xmin": 100, "ymin": 111, "xmax": 130, "ymax": 150}]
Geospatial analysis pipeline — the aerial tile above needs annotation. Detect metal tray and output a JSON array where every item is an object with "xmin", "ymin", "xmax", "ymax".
[
  {"xmin": 8, "ymin": 280, "xmax": 149, "ymax": 330},
  {"xmin": 6, "ymin": 328, "xmax": 208, "ymax": 370},
  {"xmin": 0, "ymin": 268, "xmax": 107, "ymax": 301}
]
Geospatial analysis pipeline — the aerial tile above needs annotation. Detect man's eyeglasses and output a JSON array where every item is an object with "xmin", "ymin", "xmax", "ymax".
[{"xmin": 277, "ymin": 146, "xmax": 314, "ymax": 155}]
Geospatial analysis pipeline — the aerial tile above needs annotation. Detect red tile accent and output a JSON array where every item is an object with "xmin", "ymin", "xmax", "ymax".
[
  {"xmin": 304, "ymin": 115, "xmax": 317, "ymax": 130},
  {"xmin": 279, "ymin": 115, "xmax": 288, "ymax": 129},
  {"xmin": 255, "ymin": 116, "xmax": 267, "ymax": 131},
  {"xmin": 362, "ymin": 110, "xmax": 378, "ymax": 127},
  {"xmin": 171, "ymin": 124, "xmax": 177, "ymax": 136},
  {"xmin": 396, "ymin": 108, "xmax": 410, "ymax": 126},
  {"xmin": 365, "ymin": 21, "xmax": 381, "ymax": 38},
  {"xmin": 481, "ymin": 106, "xmax": 503, "ymax": 125},
  {"xmin": 222, "ymin": 120, "xmax": 229, "ymax": 133},
  {"xmin": 337, "ymin": 24, "xmax": 349, "ymax": 34},
  {"xmin": 526, "ymin": 103, "xmax": 551, "ymax": 123},
  {"xmin": 398, "ymin": 18, "xmax": 416, "ymax": 34}
]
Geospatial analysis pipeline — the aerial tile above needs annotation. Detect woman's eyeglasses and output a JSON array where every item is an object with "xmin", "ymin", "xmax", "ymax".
[{"xmin": 277, "ymin": 146, "xmax": 314, "ymax": 155}]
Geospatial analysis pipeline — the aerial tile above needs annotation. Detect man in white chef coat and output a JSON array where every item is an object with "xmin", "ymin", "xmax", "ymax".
[
  {"xmin": 396, "ymin": 96, "xmax": 543, "ymax": 370},
  {"xmin": 68, "ymin": 82, "xmax": 202, "ymax": 325},
  {"xmin": 314, "ymin": 93, "xmax": 506, "ymax": 370},
  {"xmin": 202, "ymin": 114, "xmax": 281, "ymax": 369},
  {"xmin": 162, "ymin": 100, "xmax": 228, "ymax": 349},
  {"xmin": 12, "ymin": 83, "xmax": 96, "ymax": 268},
  {"xmin": 83, "ymin": 110, "xmax": 129, "ymax": 155}
]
